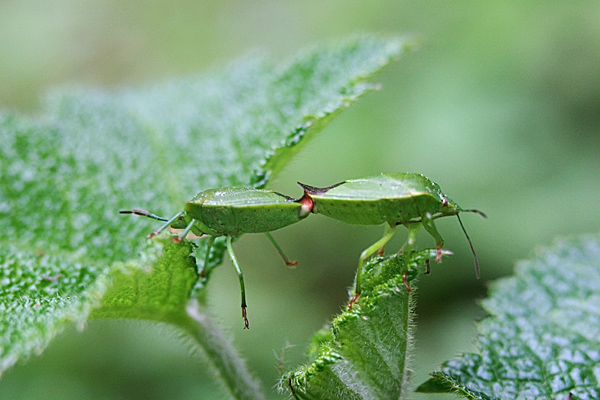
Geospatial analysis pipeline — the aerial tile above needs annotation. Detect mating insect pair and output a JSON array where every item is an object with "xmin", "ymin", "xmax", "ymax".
[{"xmin": 121, "ymin": 173, "xmax": 486, "ymax": 328}]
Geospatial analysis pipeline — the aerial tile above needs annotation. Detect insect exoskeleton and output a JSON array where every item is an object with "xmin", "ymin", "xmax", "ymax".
[
  {"xmin": 121, "ymin": 187, "xmax": 313, "ymax": 329},
  {"xmin": 298, "ymin": 173, "xmax": 485, "ymax": 307}
]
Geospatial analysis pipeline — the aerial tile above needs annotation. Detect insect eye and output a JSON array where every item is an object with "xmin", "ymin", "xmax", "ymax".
[{"xmin": 441, "ymin": 198, "xmax": 448, "ymax": 206}]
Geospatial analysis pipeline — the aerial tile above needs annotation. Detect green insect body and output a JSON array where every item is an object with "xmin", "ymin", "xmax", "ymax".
[
  {"xmin": 182, "ymin": 187, "xmax": 310, "ymax": 237},
  {"xmin": 298, "ymin": 173, "xmax": 485, "ymax": 307},
  {"xmin": 123, "ymin": 174, "xmax": 484, "ymax": 327},
  {"xmin": 121, "ymin": 187, "xmax": 312, "ymax": 329}
]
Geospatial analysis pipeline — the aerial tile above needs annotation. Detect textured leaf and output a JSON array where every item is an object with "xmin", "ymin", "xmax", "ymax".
[
  {"xmin": 417, "ymin": 235, "xmax": 600, "ymax": 400},
  {"xmin": 281, "ymin": 249, "xmax": 438, "ymax": 400},
  {"xmin": 0, "ymin": 245, "xmax": 107, "ymax": 371},
  {"xmin": 0, "ymin": 35, "xmax": 408, "ymax": 380},
  {"xmin": 90, "ymin": 239, "xmax": 198, "ymax": 324}
]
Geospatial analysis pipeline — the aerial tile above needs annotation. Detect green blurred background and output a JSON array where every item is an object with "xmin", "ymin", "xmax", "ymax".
[{"xmin": 1, "ymin": 1, "xmax": 599, "ymax": 399}]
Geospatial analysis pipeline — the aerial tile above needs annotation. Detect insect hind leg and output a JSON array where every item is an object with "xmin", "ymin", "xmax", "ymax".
[
  {"xmin": 349, "ymin": 225, "xmax": 397, "ymax": 308},
  {"xmin": 265, "ymin": 232, "xmax": 298, "ymax": 267}
]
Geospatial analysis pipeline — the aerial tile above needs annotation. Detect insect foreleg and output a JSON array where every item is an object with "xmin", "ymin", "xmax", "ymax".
[
  {"xmin": 422, "ymin": 212, "xmax": 445, "ymax": 263},
  {"xmin": 148, "ymin": 211, "xmax": 185, "ymax": 239},
  {"xmin": 175, "ymin": 219, "xmax": 197, "ymax": 242},
  {"xmin": 264, "ymin": 232, "xmax": 298, "ymax": 267},
  {"xmin": 227, "ymin": 236, "xmax": 250, "ymax": 329},
  {"xmin": 349, "ymin": 224, "xmax": 397, "ymax": 309}
]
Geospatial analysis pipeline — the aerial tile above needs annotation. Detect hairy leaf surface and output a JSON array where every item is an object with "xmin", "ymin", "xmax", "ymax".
[
  {"xmin": 0, "ymin": 36, "xmax": 408, "ymax": 381},
  {"xmin": 282, "ymin": 250, "xmax": 436, "ymax": 400},
  {"xmin": 418, "ymin": 235, "xmax": 600, "ymax": 400}
]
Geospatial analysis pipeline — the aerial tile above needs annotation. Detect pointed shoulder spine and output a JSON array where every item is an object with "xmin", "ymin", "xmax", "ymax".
[{"xmin": 297, "ymin": 181, "xmax": 346, "ymax": 195}]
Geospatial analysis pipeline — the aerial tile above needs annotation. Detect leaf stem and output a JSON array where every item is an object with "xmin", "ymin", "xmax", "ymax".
[{"xmin": 180, "ymin": 299, "xmax": 267, "ymax": 400}]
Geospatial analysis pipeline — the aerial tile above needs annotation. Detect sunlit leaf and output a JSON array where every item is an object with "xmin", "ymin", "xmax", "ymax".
[{"xmin": 0, "ymin": 35, "xmax": 408, "ymax": 386}]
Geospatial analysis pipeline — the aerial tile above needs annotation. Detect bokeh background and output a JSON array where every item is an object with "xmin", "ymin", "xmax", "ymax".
[{"xmin": 1, "ymin": 1, "xmax": 599, "ymax": 399}]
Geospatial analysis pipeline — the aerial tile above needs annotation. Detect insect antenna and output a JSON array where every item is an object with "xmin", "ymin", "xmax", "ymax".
[
  {"xmin": 119, "ymin": 208, "xmax": 168, "ymax": 221},
  {"xmin": 460, "ymin": 208, "xmax": 487, "ymax": 219},
  {"xmin": 456, "ymin": 213, "xmax": 484, "ymax": 279}
]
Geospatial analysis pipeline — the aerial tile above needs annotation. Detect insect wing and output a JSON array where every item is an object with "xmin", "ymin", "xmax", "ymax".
[{"xmin": 189, "ymin": 188, "xmax": 305, "ymax": 236}]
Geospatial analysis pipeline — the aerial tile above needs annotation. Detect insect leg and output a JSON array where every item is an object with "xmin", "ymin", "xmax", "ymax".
[
  {"xmin": 199, "ymin": 235, "xmax": 216, "ymax": 280},
  {"xmin": 400, "ymin": 224, "xmax": 421, "ymax": 292},
  {"xmin": 226, "ymin": 236, "xmax": 250, "ymax": 329},
  {"xmin": 377, "ymin": 224, "xmax": 393, "ymax": 256},
  {"xmin": 400, "ymin": 223, "xmax": 421, "ymax": 255},
  {"xmin": 349, "ymin": 224, "xmax": 397, "ymax": 309},
  {"xmin": 175, "ymin": 219, "xmax": 196, "ymax": 242},
  {"xmin": 422, "ymin": 212, "xmax": 445, "ymax": 263},
  {"xmin": 148, "ymin": 211, "xmax": 184, "ymax": 239},
  {"xmin": 264, "ymin": 232, "xmax": 298, "ymax": 267}
]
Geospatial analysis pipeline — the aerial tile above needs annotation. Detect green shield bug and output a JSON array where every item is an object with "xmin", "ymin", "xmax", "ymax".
[
  {"xmin": 121, "ymin": 187, "xmax": 313, "ymax": 328},
  {"xmin": 298, "ymin": 172, "xmax": 486, "ymax": 307}
]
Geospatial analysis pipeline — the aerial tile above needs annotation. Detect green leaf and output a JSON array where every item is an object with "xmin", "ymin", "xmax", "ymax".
[
  {"xmin": 0, "ymin": 34, "xmax": 409, "ymax": 392},
  {"xmin": 281, "ymin": 249, "xmax": 437, "ymax": 400},
  {"xmin": 417, "ymin": 235, "xmax": 600, "ymax": 400},
  {"xmin": 90, "ymin": 239, "xmax": 197, "ymax": 324},
  {"xmin": 0, "ymin": 245, "xmax": 108, "ymax": 371}
]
